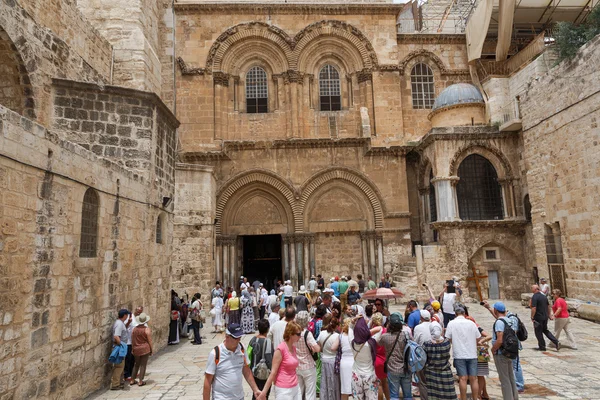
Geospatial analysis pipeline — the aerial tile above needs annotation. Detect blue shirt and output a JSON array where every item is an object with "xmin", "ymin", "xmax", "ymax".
[
  {"xmin": 408, "ymin": 310, "xmax": 421, "ymax": 330},
  {"xmin": 492, "ymin": 313, "xmax": 522, "ymax": 354},
  {"xmin": 331, "ymin": 281, "xmax": 340, "ymax": 297}
]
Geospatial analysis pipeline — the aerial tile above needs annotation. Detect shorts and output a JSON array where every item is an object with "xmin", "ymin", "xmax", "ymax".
[{"xmin": 454, "ymin": 358, "xmax": 477, "ymax": 377}]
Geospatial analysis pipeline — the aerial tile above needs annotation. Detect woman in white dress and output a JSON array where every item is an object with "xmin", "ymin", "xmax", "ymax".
[
  {"xmin": 339, "ymin": 319, "xmax": 354, "ymax": 400},
  {"xmin": 211, "ymin": 292, "xmax": 224, "ymax": 332}
]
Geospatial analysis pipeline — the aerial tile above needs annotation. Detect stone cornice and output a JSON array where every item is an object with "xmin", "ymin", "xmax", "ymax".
[
  {"xmin": 415, "ymin": 126, "xmax": 517, "ymax": 150},
  {"xmin": 397, "ymin": 34, "xmax": 466, "ymax": 44},
  {"xmin": 174, "ymin": 2, "xmax": 406, "ymax": 15},
  {"xmin": 431, "ymin": 219, "xmax": 529, "ymax": 230},
  {"xmin": 364, "ymin": 146, "xmax": 407, "ymax": 156},
  {"xmin": 175, "ymin": 163, "xmax": 215, "ymax": 173},
  {"xmin": 178, "ymin": 151, "xmax": 230, "ymax": 163}
]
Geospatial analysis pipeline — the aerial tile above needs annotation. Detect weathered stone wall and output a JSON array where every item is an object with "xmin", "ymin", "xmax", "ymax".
[
  {"xmin": 314, "ymin": 232, "xmax": 363, "ymax": 278},
  {"xmin": 0, "ymin": 0, "xmax": 108, "ymax": 126},
  {"xmin": 520, "ymin": 35, "xmax": 600, "ymax": 301},
  {"xmin": 50, "ymin": 79, "xmax": 178, "ymax": 197},
  {"xmin": 0, "ymin": 106, "xmax": 173, "ymax": 399},
  {"xmin": 77, "ymin": 0, "xmax": 162, "ymax": 94}
]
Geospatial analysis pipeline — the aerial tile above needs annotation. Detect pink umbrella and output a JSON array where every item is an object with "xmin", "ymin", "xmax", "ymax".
[{"xmin": 362, "ymin": 287, "xmax": 404, "ymax": 300}]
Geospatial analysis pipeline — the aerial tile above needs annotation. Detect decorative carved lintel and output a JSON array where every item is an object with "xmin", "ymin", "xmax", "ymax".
[
  {"xmin": 357, "ymin": 68, "xmax": 373, "ymax": 83},
  {"xmin": 177, "ymin": 57, "xmax": 206, "ymax": 76},
  {"xmin": 213, "ymin": 72, "xmax": 230, "ymax": 87}
]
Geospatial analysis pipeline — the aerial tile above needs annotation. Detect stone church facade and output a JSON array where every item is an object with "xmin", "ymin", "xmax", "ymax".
[{"xmin": 0, "ymin": 0, "xmax": 599, "ymax": 398}]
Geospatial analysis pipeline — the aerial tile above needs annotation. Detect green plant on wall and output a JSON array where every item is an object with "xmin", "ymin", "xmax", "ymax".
[{"xmin": 555, "ymin": 4, "xmax": 600, "ymax": 63}]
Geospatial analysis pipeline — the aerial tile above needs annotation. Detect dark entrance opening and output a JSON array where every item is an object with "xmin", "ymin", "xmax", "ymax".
[{"xmin": 243, "ymin": 235, "xmax": 282, "ymax": 292}]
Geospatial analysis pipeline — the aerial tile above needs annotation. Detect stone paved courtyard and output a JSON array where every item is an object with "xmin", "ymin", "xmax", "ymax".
[{"xmin": 87, "ymin": 300, "xmax": 600, "ymax": 400}]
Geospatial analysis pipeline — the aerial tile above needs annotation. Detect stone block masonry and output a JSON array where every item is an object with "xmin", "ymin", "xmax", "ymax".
[
  {"xmin": 0, "ymin": 105, "xmax": 174, "ymax": 399},
  {"xmin": 51, "ymin": 79, "xmax": 178, "ymax": 198}
]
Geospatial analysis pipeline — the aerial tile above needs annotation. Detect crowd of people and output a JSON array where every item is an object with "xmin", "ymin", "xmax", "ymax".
[{"xmin": 107, "ymin": 275, "xmax": 577, "ymax": 400}]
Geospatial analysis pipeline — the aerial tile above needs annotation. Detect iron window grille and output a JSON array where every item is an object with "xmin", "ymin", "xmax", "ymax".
[
  {"xmin": 246, "ymin": 66, "xmax": 268, "ymax": 113},
  {"xmin": 156, "ymin": 214, "xmax": 163, "ymax": 244},
  {"xmin": 79, "ymin": 188, "xmax": 99, "ymax": 257},
  {"xmin": 411, "ymin": 63, "xmax": 435, "ymax": 109},
  {"xmin": 319, "ymin": 64, "xmax": 341, "ymax": 111},
  {"xmin": 457, "ymin": 154, "xmax": 504, "ymax": 221},
  {"xmin": 429, "ymin": 172, "xmax": 437, "ymax": 222}
]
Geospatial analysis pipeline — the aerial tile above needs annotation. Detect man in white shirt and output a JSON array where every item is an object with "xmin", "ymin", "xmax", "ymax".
[
  {"xmin": 282, "ymin": 280, "xmax": 294, "ymax": 307},
  {"xmin": 445, "ymin": 305, "xmax": 481, "ymax": 400},
  {"xmin": 203, "ymin": 323, "xmax": 261, "ymax": 400},
  {"xmin": 413, "ymin": 310, "xmax": 432, "ymax": 345},
  {"xmin": 308, "ymin": 275, "xmax": 318, "ymax": 298},
  {"xmin": 268, "ymin": 307, "xmax": 295, "ymax": 348}
]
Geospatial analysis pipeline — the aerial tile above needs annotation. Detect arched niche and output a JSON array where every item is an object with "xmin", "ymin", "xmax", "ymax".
[
  {"xmin": 0, "ymin": 27, "xmax": 35, "ymax": 118},
  {"xmin": 449, "ymin": 144, "xmax": 512, "ymax": 181},
  {"xmin": 304, "ymin": 182, "xmax": 374, "ymax": 233},
  {"xmin": 223, "ymin": 186, "xmax": 294, "ymax": 236}
]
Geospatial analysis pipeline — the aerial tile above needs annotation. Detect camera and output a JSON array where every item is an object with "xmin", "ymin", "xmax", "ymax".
[{"xmin": 479, "ymin": 301, "xmax": 485, "ymax": 306}]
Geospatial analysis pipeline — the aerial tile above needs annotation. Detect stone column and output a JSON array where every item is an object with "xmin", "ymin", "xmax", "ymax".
[
  {"xmin": 289, "ymin": 235, "xmax": 296, "ymax": 285},
  {"xmin": 431, "ymin": 177, "xmax": 460, "ymax": 221},
  {"xmin": 296, "ymin": 240, "xmax": 304, "ymax": 288},
  {"xmin": 499, "ymin": 179, "xmax": 516, "ymax": 218},
  {"xmin": 368, "ymin": 231, "xmax": 377, "ymax": 281},
  {"xmin": 360, "ymin": 231, "xmax": 369, "ymax": 278},
  {"xmin": 376, "ymin": 233, "xmax": 384, "ymax": 282},
  {"xmin": 303, "ymin": 236, "xmax": 310, "ymax": 285},
  {"xmin": 222, "ymin": 240, "xmax": 229, "ymax": 289},
  {"xmin": 229, "ymin": 237, "xmax": 236, "ymax": 289},
  {"xmin": 215, "ymin": 237, "xmax": 223, "ymax": 284},
  {"xmin": 283, "ymin": 234, "xmax": 290, "ymax": 281},
  {"xmin": 309, "ymin": 234, "xmax": 316, "ymax": 278}
]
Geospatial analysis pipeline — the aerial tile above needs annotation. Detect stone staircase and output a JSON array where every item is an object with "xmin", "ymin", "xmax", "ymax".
[{"xmin": 391, "ymin": 260, "xmax": 420, "ymax": 301}]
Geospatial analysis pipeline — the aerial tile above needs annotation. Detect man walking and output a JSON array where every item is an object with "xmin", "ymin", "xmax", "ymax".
[
  {"xmin": 445, "ymin": 305, "xmax": 480, "ymax": 400},
  {"xmin": 531, "ymin": 284, "xmax": 560, "ymax": 351},
  {"xmin": 490, "ymin": 302, "xmax": 519, "ymax": 399},
  {"xmin": 203, "ymin": 323, "xmax": 261, "ymax": 400},
  {"xmin": 111, "ymin": 309, "xmax": 131, "ymax": 390}
]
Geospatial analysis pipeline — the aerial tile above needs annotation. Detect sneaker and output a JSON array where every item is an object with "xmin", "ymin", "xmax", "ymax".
[{"xmin": 555, "ymin": 341, "xmax": 561, "ymax": 351}]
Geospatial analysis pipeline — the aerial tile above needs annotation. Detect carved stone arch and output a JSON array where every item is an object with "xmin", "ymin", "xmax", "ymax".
[
  {"xmin": 0, "ymin": 27, "xmax": 36, "ymax": 118},
  {"xmin": 399, "ymin": 49, "xmax": 448, "ymax": 75},
  {"xmin": 216, "ymin": 170, "xmax": 300, "ymax": 234},
  {"xmin": 469, "ymin": 240, "xmax": 522, "ymax": 263},
  {"xmin": 206, "ymin": 22, "xmax": 293, "ymax": 72},
  {"xmin": 449, "ymin": 143, "xmax": 513, "ymax": 180},
  {"xmin": 299, "ymin": 38, "xmax": 364, "ymax": 74},
  {"xmin": 292, "ymin": 20, "xmax": 378, "ymax": 71},
  {"xmin": 222, "ymin": 39, "xmax": 289, "ymax": 75},
  {"xmin": 417, "ymin": 155, "xmax": 435, "ymax": 189},
  {"xmin": 299, "ymin": 168, "xmax": 385, "ymax": 231},
  {"xmin": 304, "ymin": 181, "xmax": 374, "ymax": 232},
  {"xmin": 224, "ymin": 188, "xmax": 294, "ymax": 235}
]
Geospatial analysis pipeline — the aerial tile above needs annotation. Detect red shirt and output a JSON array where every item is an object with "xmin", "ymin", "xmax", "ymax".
[{"xmin": 552, "ymin": 297, "xmax": 569, "ymax": 318}]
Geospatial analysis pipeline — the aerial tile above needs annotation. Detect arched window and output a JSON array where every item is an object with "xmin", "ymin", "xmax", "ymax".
[
  {"xmin": 246, "ymin": 66, "xmax": 268, "ymax": 113},
  {"xmin": 319, "ymin": 64, "xmax": 341, "ymax": 111},
  {"xmin": 79, "ymin": 188, "xmax": 99, "ymax": 257},
  {"xmin": 156, "ymin": 213, "xmax": 164, "ymax": 244},
  {"xmin": 429, "ymin": 172, "xmax": 437, "ymax": 222},
  {"xmin": 457, "ymin": 154, "xmax": 504, "ymax": 220},
  {"xmin": 411, "ymin": 63, "xmax": 435, "ymax": 109}
]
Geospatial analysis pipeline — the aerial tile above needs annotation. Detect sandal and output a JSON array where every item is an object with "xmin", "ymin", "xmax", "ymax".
[
  {"xmin": 138, "ymin": 381, "xmax": 146, "ymax": 386},
  {"xmin": 130, "ymin": 380, "xmax": 138, "ymax": 385}
]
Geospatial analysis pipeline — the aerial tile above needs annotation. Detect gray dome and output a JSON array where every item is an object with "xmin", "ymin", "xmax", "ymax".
[{"xmin": 432, "ymin": 83, "xmax": 484, "ymax": 111}]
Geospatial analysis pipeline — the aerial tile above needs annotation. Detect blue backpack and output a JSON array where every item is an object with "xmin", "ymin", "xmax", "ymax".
[{"xmin": 404, "ymin": 334, "xmax": 427, "ymax": 379}]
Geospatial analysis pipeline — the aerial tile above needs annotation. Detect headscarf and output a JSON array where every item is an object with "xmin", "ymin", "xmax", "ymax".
[
  {"xmin": 352, "ymin": 318, "xmax": 377, "ymax": 363},
  {"xmin": 430, "ymin": 321, "xmax": 443, "ymax": 341},
  {"xmin": 231, "ymin": 291, "xmax": 237, "ymax": 298},
  {"xmin": 270, "ymin": 289, "xmax": 276, "ymax": 295}
]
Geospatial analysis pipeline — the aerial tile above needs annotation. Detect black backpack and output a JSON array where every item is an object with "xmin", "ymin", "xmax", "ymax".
[
  {"xmin": 509, "ymin": 313, "xmax": 528, "ymax": 342},
  {"xmin": 493, "ymin": 317, "xmax": 519, "ymax": 359}
]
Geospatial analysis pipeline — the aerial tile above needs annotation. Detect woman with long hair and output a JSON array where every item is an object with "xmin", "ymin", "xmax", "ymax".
[
  {"xmin": 339, "ymin": 319, "xmax": 355, "ymax": 400},
  {"xmin": 258, "ymin": 321, "xmax": 302, "ymax": 399},
  {"xmin": 241, "ymin": 289, "xmax": 255, "ymax": 334},
  {"xmin": 351, "ymin": 317, "xmax": 378, "ymax": 400},
  {"xmin": 318, "ymin": 317, "xmax": 341, "ymax": 400},
  {"xmin": 370, "ymin": 312, "xmax": 390, "ymax": 400},
  {"xmin": 296, "ymin": 311, "xmax": 321, "ymax": 400},
  {"xmin": 308, "ymin": 304, "xmax": 328, "ymax": 396}
]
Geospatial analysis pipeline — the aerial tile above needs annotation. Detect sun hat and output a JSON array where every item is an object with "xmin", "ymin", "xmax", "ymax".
[
  {"xmin": 226, "ymin": 323, "xmax": 244, "ymax": 339},
  {"xmin": 136, "ymin": 313, "xmax": 150, "ymax": 324},
  {"xmin": 299, "ymin": 285, "xmax": 307, "ymax": 294}
]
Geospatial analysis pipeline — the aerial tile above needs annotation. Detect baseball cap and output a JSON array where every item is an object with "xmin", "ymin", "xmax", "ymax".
[
  {"xmin": 118, "ymin": 309, "xmax": 130, "ymax": 318},
  {"xmin": 493, "ymin": 302, "xmax": 506, "ymax": 313},
  {"xmin": 226, "ymin": 323, "xmax": 244, "ymax": 339},
  {"xmin": 389, "ymin": 312, "xmax": 404, "ymax": 328},
  {"xmin": 420, "ymin": 310, "xmax": 431, "ymax": 320}
]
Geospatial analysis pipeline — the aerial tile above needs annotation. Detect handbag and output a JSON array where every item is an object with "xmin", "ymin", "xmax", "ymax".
[
  {"xmin": 252, "ymin": 338, "xmax": 271, "ymax": 381},
  {"xmin": 304, "ymin": 331, "xmax": 319, "ymax": 362},
  {"xmin": 210, "ymin": 308, "xmax": 217, "ymax": 317},
  {"xmin": 477, "ymin": 344, "xmax": 491, "ymax": 363},
  {"xmin": 383, "ymin": 332, "xmax": 402, "ymax": 374},
  {"xmin": 334, "ymin": 336, "xmax": 342, "ymax": 375}
]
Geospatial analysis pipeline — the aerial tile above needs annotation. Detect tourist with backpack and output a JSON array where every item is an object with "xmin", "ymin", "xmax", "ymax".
[
  {"xmin": 490, "ymin": 302, "xmax": 520, "ymax": 399},
  {"xmin": 202, "ymin": 323, "xmax": 262, "ymax": 400},
  {"xmin": 445, "ymin": 305, "xmax": 480, "ymax": 400},
  {"xmin": 422, "ymin": 322, "xmax": 457, "ymax": 400},
  {"xmin": 376, "ymin": 312, "xmax": 413, "ymax": 400},
  {"xmin": 295, "ymin": 311, "xmax": 321, "ymax": 400},
  {"xmin": 483, "ymin": 300, "xmax": 526, "ymax": 393},
  {"xmin": 248, "ymin": 319, "xmax": 274, "ymax": 400}
]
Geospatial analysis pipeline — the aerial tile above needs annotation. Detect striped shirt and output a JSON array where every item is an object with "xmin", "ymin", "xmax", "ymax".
[
  {"xmin": 296, "ymin": 329, "xmax": 318, "ymax": 370},
  {"xmin": 376, "ymin": 331, "xmax": 407, "ymax": 374}
]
